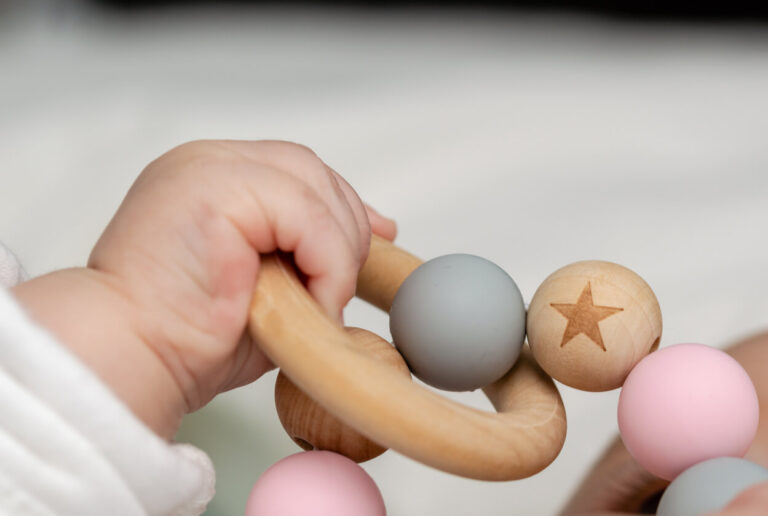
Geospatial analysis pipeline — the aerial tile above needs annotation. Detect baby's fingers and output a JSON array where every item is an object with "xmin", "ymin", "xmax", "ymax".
[
  {"xmin": 326, "ymin": 168, "xmax": 372, "ymax": 261},
  {"xmin": 364, "ymin": 203, "xmax": 397, "ymax": 242},
  {"xmin": 217, "ymin": 140, "xmax": 368, "ymax": 269},
  {"xmin": 243, "ymin": 167, "xmax": 359, "ymax": 322}
]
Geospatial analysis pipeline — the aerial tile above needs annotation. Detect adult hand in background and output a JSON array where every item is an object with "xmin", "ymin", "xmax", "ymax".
[{"xmin": 561, "ymin": 332, "xmax": 768, "ymax": 515}]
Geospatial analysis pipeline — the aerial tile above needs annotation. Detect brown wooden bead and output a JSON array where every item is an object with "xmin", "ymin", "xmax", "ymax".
[
  {"xmin": 254, "ymin": 238, "xmax": 568, "ymax": 480},
  {"xmin": 527, "ymin": 261, "xmax": 662, "ymax": 392},
  {"xmin": 274, "ymin": 326, "xmax": 411, "ymax": 462}
]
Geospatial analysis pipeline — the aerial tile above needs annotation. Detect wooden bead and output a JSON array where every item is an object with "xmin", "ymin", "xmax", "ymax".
[
  {"xmin": 527, "ymin": 261, "xmax": 662, "ymax": 391},
  {"xmin": 274, "ymin": 326, "xmax": 411, "ymax": 462},
  {"xmin": 253, "ymin": 238, "xmax": 568, "ymax": 480}
]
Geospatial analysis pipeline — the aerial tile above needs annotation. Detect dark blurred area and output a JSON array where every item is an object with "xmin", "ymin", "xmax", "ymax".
[{"xmin": 92, "ymin": 0, "xmax": 768, "ymax": 21}]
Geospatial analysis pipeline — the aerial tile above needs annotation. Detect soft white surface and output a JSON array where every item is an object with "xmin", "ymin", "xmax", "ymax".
[{"xmin": 1, "ymin": 4, "xmax": 767, "ymax": 515}]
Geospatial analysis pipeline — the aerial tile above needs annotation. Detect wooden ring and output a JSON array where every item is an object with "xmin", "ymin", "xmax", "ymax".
[{"xmin": 249, "ymin": 235, "xmax": 567, "ymax": 481}]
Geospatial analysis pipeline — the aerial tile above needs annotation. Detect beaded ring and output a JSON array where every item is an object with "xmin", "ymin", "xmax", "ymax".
[
  {"xmin": 248, "ymin": 235, "xmax": 761, "ymax": 514},
  {"xmin": 250, "ymin": 236, "xmax": 566, "ymax": 480}
]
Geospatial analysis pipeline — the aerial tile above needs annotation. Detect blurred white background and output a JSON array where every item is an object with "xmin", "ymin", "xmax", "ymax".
[{"xmin": 1, "ymin": 1, "xmax": 768, "ymax": 514}]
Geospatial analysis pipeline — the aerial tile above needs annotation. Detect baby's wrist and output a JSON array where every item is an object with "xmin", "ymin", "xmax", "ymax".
[{"xmin": 11, "ymin": 268, "xmax": 186, "ymax": 438}]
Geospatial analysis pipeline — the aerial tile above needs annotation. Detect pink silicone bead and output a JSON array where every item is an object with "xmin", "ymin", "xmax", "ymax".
[
  {"xmin": 245, "ymin": 451, "xmax": 386, "ymax": 516},
  {"xmin": 618, "ymin": 343, "xmax": 759, "ymax": 481}
]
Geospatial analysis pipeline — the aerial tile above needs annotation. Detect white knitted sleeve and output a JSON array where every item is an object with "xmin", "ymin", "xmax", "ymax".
[
  {"xmin": 0, "ymin": 246, "xmax": 215, "ymax": 516},
  {"xmin": 0, "ymin": 243, "xmax": 26, "ymax": 288}
]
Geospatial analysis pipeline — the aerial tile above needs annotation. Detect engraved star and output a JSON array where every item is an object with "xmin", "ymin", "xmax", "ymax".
[{"xmin": 550, "ymin": 282, "xmax": 623, "ymax": 351}]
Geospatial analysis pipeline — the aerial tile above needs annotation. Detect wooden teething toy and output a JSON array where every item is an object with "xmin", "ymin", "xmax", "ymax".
[
  {"xmin": 250, "ymin": 235, "xmax": 567, "ymax": 481},
  {"xmin": 527, "ymin": 261, "xmax": 663, "ymax": 392},
  {"xmin": 275, "ymin": 327, "xmax": 411, "ymax": 463},
  {"xmin": 248, "ymin": 230, "xmax": 763, "ymax": 516}
]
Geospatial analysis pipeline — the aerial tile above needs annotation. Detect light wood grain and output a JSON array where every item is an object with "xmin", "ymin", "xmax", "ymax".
[
  {"xmin": 251, "ymin": 235, "xmax": 567, "ymax": 480},
  {"xmin": 527, "ymin": 261, "xmax": 662, "ymax": 392},
  {"xmin": 355, "ymin": 234, "xmax": 422, "ymax": 313},
  {"xmin": 275, "ymin": 327, "xmax": 411, "ymax": 463}
]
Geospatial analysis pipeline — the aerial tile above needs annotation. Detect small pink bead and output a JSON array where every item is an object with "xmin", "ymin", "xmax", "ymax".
[
  {"xmin": 618, "ymin": 343, "xmax": 759, "ymax": 480},
  {"xmin": 245, "ymin": 451, "xmax": 386, "ymax": 516}
]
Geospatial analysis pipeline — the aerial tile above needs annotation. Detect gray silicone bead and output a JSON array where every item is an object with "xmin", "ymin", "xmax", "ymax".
[
  {"xmin": 657, "ymin": 457, "xmax": 768, "ymax": 516},
  {"xmin": 389, "ymin": 254, "xmax": 526, "ymax": 392}
]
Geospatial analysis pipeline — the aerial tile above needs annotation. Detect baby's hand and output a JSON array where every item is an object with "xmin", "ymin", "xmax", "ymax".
[{"xmin": 13, "ymin": 140, "xmax": 396, "ymax": 438}]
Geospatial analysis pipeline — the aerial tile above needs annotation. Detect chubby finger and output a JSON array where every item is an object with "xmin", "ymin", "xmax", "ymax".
[
  {"xmin": 216, "ymin": 140, "xmax": 366, "ymax": 269},
  {"xmin": 327, "ymin": 168, "xmax": 372, "ymax": 259},
  {"xmin": 364, "ymin": 203, "xmax": 397, "ymax": 241},
  {"xmin": 233, "ymin": 165, "xmax": 359, "ymax": 321}
]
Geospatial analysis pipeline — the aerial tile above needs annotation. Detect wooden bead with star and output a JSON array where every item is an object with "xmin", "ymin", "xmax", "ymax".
[
  {"xmin": 255, "ymin": 236, "xmax": 567, "ymax": 480},
  {"xmin": 527, "ymin": 261, "xmax": 662, "ymax": 391}
]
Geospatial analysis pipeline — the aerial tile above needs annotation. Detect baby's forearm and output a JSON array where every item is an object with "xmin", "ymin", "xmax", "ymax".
[{"xmin": 11, "ymin": 268, "xmax": 185, "ymax": 438}]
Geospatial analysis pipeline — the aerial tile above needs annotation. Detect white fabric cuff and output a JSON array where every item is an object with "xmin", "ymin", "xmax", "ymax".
[
  {"xmin": 0, "ymin": 242, "xmax": 26, "ymax": 288},
  {"xmin": 0, "ymin": 285, "xmax": 215, "ymax": 515}
]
